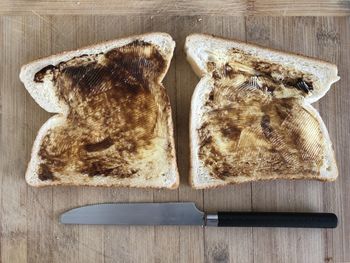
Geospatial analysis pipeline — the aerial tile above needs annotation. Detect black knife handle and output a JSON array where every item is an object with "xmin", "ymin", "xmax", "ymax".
[{"xmin": 210, "ymin": 212, "xmax": 338, "ymax": 228}]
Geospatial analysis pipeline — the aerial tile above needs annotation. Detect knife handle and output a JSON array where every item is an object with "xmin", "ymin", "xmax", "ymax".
[{"xmin": 206, "ymin": 212, "xmax": 338, "ymax": 228}]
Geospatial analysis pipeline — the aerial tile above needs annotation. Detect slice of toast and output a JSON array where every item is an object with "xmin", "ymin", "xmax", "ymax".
[
  {"xmin": 185, "ymin": 34, "xmax": 339, "ymax": 189},
  {"xmin": 20, "ymin": 32, "xmax": 179, "ymax": 188}
]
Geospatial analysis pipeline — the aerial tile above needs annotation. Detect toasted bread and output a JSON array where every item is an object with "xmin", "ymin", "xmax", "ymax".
[
  {"xmin": 186, "ymin": 34, "xmax": 339, "ymax": 189},
  {"xmin": 20, "ymin": 33, "xmax": 179, "ymax": 188}
]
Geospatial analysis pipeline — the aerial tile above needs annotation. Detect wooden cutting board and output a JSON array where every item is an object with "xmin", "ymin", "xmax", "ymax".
[{"xmin": 1, "ymin": 11, "xmax": 349, "ymax": 263}]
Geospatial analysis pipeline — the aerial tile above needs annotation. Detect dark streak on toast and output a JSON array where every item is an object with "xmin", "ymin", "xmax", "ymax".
[
  {"xmin": 38, "ymin": 163, "xmax": 55, "ymax": 181},
  {"xmin": 84, "ymin": 137, "xmax": 114, "ymax": 152}
]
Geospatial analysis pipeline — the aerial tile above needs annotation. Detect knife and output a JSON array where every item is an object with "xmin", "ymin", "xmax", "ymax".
[{"xmin": 60, "ymin": 202, "xmax": 337, "ymax": 228}]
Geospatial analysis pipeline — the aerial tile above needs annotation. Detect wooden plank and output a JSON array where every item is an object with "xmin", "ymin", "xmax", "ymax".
[
  {"xmin": 0, "ymin": 0, "xmax": 349, "ymax": 16},
  {"xmin": 202, "ymin": 16, "xmax": 254, "ymax": 263},
  {"xmin": 245, "ymin": 17, "xmax": 327, "ymax": 263},
  {"xmin": 0, "ymin": 16, "xmax": 3, "ymax": 263},
  {"xmin": 175, "ymin": 16, "xmax": 205, "ymax": 263},
  {"xmin": 253, "ymin": 0, "xmax": 350, "ymax": 16},
  {"xmin": 0, "ymin": 16, "xmax": 28, "ymax": 263},
  {"xmin": 316, "ymin": 16, "xmax": 350, "ymax": 263}
]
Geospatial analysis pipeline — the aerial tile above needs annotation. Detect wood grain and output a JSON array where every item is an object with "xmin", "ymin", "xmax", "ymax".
[
  {"xmin": 246, "ymin": 17, "xmax": 325, "ymax": 263},
  {"xmin": 317, "ymin": 16, "xmax": 350, "ymax": 262},
  {"xmin": 1, "ymin": 16, "xmax": 28, "ymax": 263},
  {"xmin": 0, "ymin": 0, "xmax": 349, "ymax": 16},
  {"xmin": 1, "ymin": 15, "xmax": 350, "ymax": 263},
  {"xmin": 174, "ymin": 16, "xmax": 205, "ymax": 263}
]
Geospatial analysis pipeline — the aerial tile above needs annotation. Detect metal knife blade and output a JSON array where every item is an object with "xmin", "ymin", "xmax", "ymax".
[
  {"xmin": 60, "ymin": 202, "xmax": 338, "ymax": 228},
  {"xmin": 60, "ymin": 202, "xmax": 204, "ymax": 225}
]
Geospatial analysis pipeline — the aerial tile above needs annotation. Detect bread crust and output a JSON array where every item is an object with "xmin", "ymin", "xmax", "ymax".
[
  {"xmin": 20, "ymin": 32, "xmax": 179, "ymax": 189},
  {"xmin": 186, "ymin": 33, "xmax": 338, "ymax": 71},
  {"xmin": 186, "ymin": 33, "xmax": 339, "ymax": 189}
]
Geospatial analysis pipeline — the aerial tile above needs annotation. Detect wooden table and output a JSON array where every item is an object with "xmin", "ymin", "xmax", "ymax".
[{"xmin": 1, "ymin": 2, "xmax": 349, "ymax": 262}]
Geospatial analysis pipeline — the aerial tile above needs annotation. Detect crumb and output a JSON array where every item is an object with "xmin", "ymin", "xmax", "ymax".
[{"xmin": 197, "ymin": 18, "xmax": 202, "ymax": 22}]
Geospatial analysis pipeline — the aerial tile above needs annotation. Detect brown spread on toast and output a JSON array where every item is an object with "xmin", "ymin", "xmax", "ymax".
[
  {"xmin": 198, "ymin": 49, "xmax": 324, "ymax": 180},
  {"xmin": 34, "ymin": 41, "xmax": 168, "ymax": 181}
]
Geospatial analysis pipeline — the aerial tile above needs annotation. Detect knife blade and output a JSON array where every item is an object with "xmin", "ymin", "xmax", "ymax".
[
  {"xmin": 60, "ymin": 202, "xmax": 203, "ymax": 225},
  {"xmin": 60, "ymin": 202, "xmax": 338, "ymax": 228}
]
